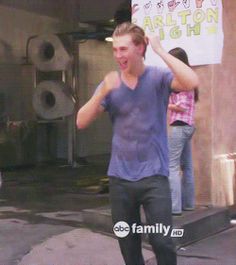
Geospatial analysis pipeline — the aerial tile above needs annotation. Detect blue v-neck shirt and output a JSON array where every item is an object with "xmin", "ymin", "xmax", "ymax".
[{"xmin": 99, "ymin": 66, "xmax": 173, "ymax": 181}]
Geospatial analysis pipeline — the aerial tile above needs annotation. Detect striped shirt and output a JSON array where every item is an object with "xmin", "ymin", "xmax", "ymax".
[{"xmin": 169, "ymin": 90, "xmax": 195, "ymax": 126}]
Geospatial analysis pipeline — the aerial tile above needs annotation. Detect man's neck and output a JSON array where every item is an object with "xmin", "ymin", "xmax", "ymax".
[
  {"xmin": 122, "ymin": 62, "xmax": 145, "ymax": 79},
  {"xmin": 121, "ymin": 62, "xmax": 145, "ymax": 90}
]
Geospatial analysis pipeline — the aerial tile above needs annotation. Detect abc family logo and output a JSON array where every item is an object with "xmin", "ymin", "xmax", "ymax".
[{"xmin": 113, "ymin": 221, "xmax": 184, "ymax": 238}]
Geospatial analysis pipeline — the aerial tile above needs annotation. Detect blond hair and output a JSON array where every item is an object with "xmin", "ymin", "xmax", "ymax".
[{"xmin": 112, "ymin": 22, "xmax": 147, "ymax": 57}]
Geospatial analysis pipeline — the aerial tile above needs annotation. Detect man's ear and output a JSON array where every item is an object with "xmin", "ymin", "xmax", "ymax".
[{"xmin": 137, "ymin": 43, "xmax": 145, "ymax": 57}]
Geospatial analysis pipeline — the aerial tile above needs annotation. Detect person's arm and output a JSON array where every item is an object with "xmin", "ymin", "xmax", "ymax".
[
  {"xmin": 76, "ymin": 71, "xmax": 121, "ymax": 129},
  {"xmin": 168, "ymin": 92, "xmax": 188, "ymax": 112},
  {"xmin": 148, "ymin": 36, "xmax": 199, "ymax": 91},
  {"xmin": 168, "ymin": 103, "xmax": 185, "ymax": 113}
]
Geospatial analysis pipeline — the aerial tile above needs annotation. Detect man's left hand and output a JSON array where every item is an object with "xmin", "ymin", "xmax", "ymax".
[{"xmin": 147, "ymin": 35, "xmax": 164, "ymax": 54}]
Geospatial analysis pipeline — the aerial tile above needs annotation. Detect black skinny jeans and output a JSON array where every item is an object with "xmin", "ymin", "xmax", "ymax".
[{"xmin": 109, "ymin": 175, "xmax": 177, "ymax": 265}]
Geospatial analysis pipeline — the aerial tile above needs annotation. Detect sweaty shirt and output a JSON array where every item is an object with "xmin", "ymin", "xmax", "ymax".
[{"xmin": 99, "ymin": 66, "xmax": 173, "ymax": 181}]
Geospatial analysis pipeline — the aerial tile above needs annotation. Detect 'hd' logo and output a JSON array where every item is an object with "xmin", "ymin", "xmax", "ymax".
[
  {"xmin": 171, "ymin": 228, "xmax": 184, "ymax": 237},
  {"xmin": 113, "ymin": 221, "xmax": 130, "ymax": 238}
]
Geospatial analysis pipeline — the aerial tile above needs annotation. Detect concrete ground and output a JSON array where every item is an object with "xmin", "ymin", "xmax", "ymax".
[
  {"xmin": 15, "ymin": 224, "xmax": 236, "ymax": 265},
  {"xmin": 177, "ymin": 225, "xmax": 236, "ymax": 265},
  {"xmin": 0, "ymin": 162, "xmax": 236, "ymax": 265}
]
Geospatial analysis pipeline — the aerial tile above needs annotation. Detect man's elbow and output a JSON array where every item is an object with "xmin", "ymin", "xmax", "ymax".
[
  {"xmin": 187, "ymin": 72, "xmax": 200, "ymax": 90},
  {"xmin": 190, "ymin": 75, "xmax": 200, "ymax": 90},
  {"xmin": 172, "ymin": 74, "xmax": 199, "ymax": 91},
  {"xmin": 77, "ymin": 118, "xmax": 89, "ymax": 130},
  {"xmin": 183, "ymin": 78, "xmax": 199, "ymax": 91},
  {"xmin": 76, "ymin": 120, "xmax": 86, "ymax": 130},
  {"xmin": 76, "ymin": 113, "xmax": 87, "ymax": 130}
]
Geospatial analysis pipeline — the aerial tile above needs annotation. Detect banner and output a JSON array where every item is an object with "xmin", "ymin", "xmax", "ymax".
[{"xmin": 132, "ymin": 0, "xmax": 224, "ymax": 66}]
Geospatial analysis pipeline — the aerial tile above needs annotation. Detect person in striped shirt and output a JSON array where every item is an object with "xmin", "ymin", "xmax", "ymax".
[{"xmin": 168, "ymin": 47, "xmax": 199, "ymax": 216}]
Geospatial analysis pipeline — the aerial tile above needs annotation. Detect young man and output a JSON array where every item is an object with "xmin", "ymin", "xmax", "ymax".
[{"xmin": 77, "ymin": 22, "xmax": 199, "ymax": 265}]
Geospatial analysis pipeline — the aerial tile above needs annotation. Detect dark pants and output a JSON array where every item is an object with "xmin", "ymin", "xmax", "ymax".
[{"xmin": 109, "ymin": 175, "xmax": 177, "ymax": 265}]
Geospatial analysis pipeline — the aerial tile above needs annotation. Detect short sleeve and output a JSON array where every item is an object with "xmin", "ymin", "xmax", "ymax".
[{"xmin": 161, "ymin": 68, "xmax": 174, "ymax": 95}]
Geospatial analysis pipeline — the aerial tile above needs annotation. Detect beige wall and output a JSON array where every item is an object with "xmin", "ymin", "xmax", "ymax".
[
  {"xmin": 0, "ymin": 5, "xmax": 75, "ymax": 64},
  {"xmin": 213, "ymin": 1, "xmax": 236, "ymax": 155},
  {"xmin": 0, "ymin": 5, "xmax": 115, "ymax": 161},
  {"xmin": 77, "ymin": 40, "xmax": 117, "ymax": 157},
  {"xmin": 193, "ymin": 0, "xmax": 236, "ymax": 206},
  {"xmin": 192, "ymin": 66, "xmax": 213, "ymax": 205},
  {"xmin": 0, "ymin": 5, "xmax": 77, "ymax": 162},
  {"xmin": 0, "ymin": 5, "xmax": 77, "ymax": 120}
]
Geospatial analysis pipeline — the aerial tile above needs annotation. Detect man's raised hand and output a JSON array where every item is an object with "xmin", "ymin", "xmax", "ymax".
[
  {"xmin": 103, "ymin": 71, "xmax": 121, "ymax": 94},
  {"xmin": 147, "ymin": 35, "xmax": 164, "ymax": 55}
]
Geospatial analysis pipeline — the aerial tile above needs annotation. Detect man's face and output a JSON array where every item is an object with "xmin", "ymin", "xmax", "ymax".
[{"xmin": 112, "ymin": 34, "xmax": 143, "ymax": 72}]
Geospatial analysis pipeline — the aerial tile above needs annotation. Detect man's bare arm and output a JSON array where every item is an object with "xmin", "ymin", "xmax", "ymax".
[
  {"xmin": 76, "ymin": 71, "xmax": 121, "ymax": 129},
  {"xmin": 148, "ymin": 36, "xmax": 199, "ymax": 91},
  {"xmin": 76, "ymin": 90, "xmax": 106, "ymax": 129}
]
